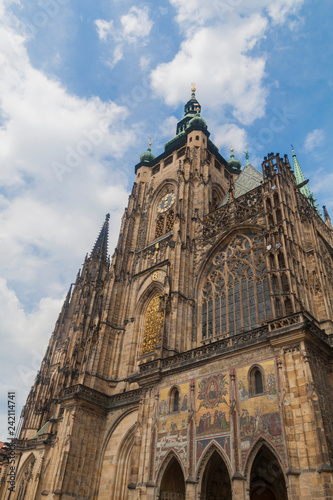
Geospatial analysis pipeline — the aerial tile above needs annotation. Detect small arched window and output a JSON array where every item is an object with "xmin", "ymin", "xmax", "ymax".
[
  {"xmin": 276, "ymin": 208, "xmax": 282, "ymax": 223},
  {"xmin": 249, "ymin": 366, "xmax": 265, "ymax": 396},
  {"xmin": 173, "ymin": 390, "xmax": 179, "ymax": 412},
  {"xmin": 269, "ymin": 253, "xmax": 275, "ymax": 270},
  {"xmin": 266, "ymin": 198, "xmax": 272, "ymax": 211},
  {"xmin": 275, "ymin": 298, "xmax": 282, "ymax": 317},
  {"xmin": 255, "ymin": 370, "xmax": 263, "ymax": 394},
  {"xmin": 278, "ymin": 252, "xmax": 285, "ymax": 269},
  {"xmin": 271, "ymin": 275, "xmax": 279, "ymax": 294},
  {"xmin": 169, "ymin": 387, "xmax": 180, "ymax": 413},
  {"xmin": 281, "ymin": 273, "xmax": 290, "ymax": 292},
  {"xmin": 285, "ymin": 297, "xmax": 293, "ymax": 315}
]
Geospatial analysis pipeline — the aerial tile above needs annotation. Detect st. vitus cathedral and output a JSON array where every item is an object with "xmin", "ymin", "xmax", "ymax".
[{"xmin": 1, "ymin": 89, "xmax": 333, "ymax": 500}]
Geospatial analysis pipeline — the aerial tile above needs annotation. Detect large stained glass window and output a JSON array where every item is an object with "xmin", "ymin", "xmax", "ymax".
[{"xmin": 202, "ymin": 234, "xmax": 272, "ymax": 340}]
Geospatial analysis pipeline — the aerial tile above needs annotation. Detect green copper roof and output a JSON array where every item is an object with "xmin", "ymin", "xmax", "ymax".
[
  {"xmin": 164, "ymin": 131, "xmax": 185, "ymax": 151},
  {"xmin": 140, "ymin": 146, "xmax": 155, "ymax": 163},
  {"xmin": 227, "ymin": 150, "xmax": 242, "ymax": 172},
  {"xmin": 188, "ymin": 110, "xmax": 207, "ymax": 130},
  {"xmin": 176, "ymin": 89, "xmax": 203, "ymax": 135},
  {"xmin": 29, "ymin": 419, "xmax": 53, "ymax": 440},
  {"xmin": 291, "ymin": 148, "xmax": 321, "ymax": 216},
  {"xmin": 218, "ymin": 163, "xmax": 263, "ymax": 207}
]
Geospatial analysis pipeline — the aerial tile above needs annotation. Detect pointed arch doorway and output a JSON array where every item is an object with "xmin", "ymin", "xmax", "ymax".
[
  {"xmin": 250, "ymin": 446, "xmax": 287, "ymax": 500},
  {"xmin": 159, "ymin": 457, "xmax": 185, "ymax": 500},
  {"xmin": 201, "ymin": 450, "xmax": 232, "ymax": 500}
]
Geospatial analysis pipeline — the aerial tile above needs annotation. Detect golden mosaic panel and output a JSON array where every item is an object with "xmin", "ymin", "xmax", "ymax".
[
  {"xmin": 196, "ymin": 371, "xmax": 230, "ymax": 438},
  {"xmin": 141, "ymin": 295, "xmax": 163, "ymax": 355},
  {"xmin": 236, "ymin": 358, "xmax": 283, "ymax": 466},
  {"xmin": 156, "ymin": 382, "xmax": 190, "ymax": 471}
]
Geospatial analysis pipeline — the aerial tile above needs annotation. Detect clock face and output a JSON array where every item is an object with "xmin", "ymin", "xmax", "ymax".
[{"xmin": 157, "ymin": 192, "xmax": 176, "ymax": 213}]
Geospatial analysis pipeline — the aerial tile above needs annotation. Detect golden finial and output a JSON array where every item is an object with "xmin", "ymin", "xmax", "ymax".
[
  {"xmin": 230, "ymin": 146, "xmax": 234, "ymax": 153},
  {"xmin": 191, "ymin": 82, "xmax": 196, "ymax": 93},
  {"xmin": 148, "ymin": 136, "xmax": 152, "ymax": 147}
]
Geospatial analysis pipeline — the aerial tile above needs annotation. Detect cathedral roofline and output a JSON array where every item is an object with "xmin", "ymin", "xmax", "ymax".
[
  {"xmin": 134, "ymin": 129, "xmax": 232, "ymax": 174},
  {"xmin": 135, "ymin": 88, "xmax": 240, "ymax": 174}
]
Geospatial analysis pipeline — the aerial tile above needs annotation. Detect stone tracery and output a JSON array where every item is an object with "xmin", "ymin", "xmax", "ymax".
[{"xmin": 202, "ymin": 233, "xmax": 272, "ymax": 340}]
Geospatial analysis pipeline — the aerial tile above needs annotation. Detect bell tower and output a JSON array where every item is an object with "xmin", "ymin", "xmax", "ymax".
[{"xmin": 123, "ymin": 86, "xmax": 240, "ymax": 368}]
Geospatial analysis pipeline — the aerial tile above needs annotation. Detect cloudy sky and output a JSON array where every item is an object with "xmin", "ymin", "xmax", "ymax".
[{"xmin": 0, "ymin": 0, "xmax": 332, "ymax": 440}]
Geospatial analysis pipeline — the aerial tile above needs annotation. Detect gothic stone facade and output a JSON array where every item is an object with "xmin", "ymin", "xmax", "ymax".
[{"xmin": 1, "ymin": 97, "xmax": 333, "ymax": 500}]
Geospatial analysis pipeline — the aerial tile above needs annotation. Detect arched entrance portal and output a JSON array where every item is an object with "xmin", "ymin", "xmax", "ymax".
[
  {"xmin": 159, "ymin": 457, "xmax": 185, "ymax": 500},
  {"xmin": 201, "ymin": 450, "xmax": 232, "ymax": 500},
  {"xmin": 250, "ymin": 446, "xmax": 287, "ymax": 500}
]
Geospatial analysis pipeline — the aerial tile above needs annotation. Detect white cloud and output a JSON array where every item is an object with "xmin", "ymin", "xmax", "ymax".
[
  {"xmin": 121, "ymin": 6, "xmax": 153, "ymax": 41},
  {"xmin": 0, "ymin": 3, "xmax": 137, "ymax": 439},
  {"xmin": 0, "ymin": 18, "xmax": 133, "ymax": 294},
  {"xmin": 151, "ymin": 16, "xmax": 268, "ymax": 125},
  {"xmin": 267, "ymin": 0, "xmax": 304, "ymax": 24},
  {"xmin": 139, "ymin": 55, "xmax": 150, "ymax": 71},
  {"xmin": 95, "ymin": 19, "xmax": 114, "ymax": 41},
  {"xmin": 95, "ymin": 6, "xmax": 153, "ymax": 67},
  {"xmin": 169, "ymin": 0, "xmax": 304, "ymax": 31},
  {"xmin": 151, "ymin": 0, "xmax": 304, "ymax": 132},
  {"xmin": 0, "ymin": 277, "xmax": 63, "ymax": 439},
  {"xmin": 108, "ymin": 44, "xmax": 124, "ymax": 69},
  {"xmin": 159, "ymin": 116, "xmax": 178, "ymax": 138},
  {"xmin": 212, "ymin": 123, "xmax": 248, "ymax": 154},
  {"xmin": 304, "ymin": 128, "xmax": 325, "ymax": 152}
]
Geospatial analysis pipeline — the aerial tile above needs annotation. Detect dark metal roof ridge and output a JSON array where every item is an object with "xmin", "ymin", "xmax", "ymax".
[{"xmin": 135, "ymin": 129, "xmax": 231, "ymax": 173}]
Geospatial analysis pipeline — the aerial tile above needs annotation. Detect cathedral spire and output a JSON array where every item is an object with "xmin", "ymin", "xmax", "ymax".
[
  {"xmin": 90, "ymin": 213, "xmax": 110, "ymax": 260},
  {"xmin": 323, "ymin": 206, "xmax": 333, "ymax": 229},
  {"xmin": 291, "ymin": 146, "xmax": 318, "ymax": 212}
]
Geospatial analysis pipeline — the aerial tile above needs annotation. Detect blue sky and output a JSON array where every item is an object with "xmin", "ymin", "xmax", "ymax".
[{"xmin": 0, "ymin": 0, "xmax": 332, "ymax": 440}]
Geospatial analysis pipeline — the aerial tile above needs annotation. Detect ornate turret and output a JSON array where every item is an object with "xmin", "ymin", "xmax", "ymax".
[
  {"xmin": 176, "ymin": 84, "xmax": 203, "ymax": 134},
  {"xmin": 228, "ymin": 147, "xmax": 242, "ymax": 172},
  {"xmin": 140, "ymin": 139, "xmax": 155, "ymax": 164}
]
